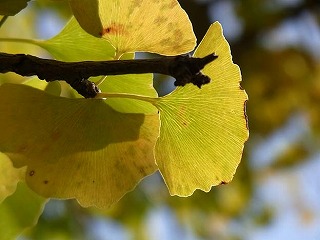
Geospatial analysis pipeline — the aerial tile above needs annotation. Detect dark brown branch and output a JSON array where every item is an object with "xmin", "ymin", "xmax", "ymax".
[{"xmin": 0, "ymin": 52, "xmax": 217, "ymax": 98}]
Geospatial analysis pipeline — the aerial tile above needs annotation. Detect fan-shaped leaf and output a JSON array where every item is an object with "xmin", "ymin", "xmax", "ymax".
[
  {"xmin": 69, "ymin": 0, "xmax": 196, "ymax": 56},
  {"xmin": 154, "ymin": 22, "xmax": 249, "ymax": 195},
  {"xmin": 1, "ymin": 15, "xmax": 158, "ymax": 107},
  {"xmin": 35, "ymin": 17, "xmax": 116, "ymax": 61},
  {"xmin": 0, "ymin": 84, "xmax": 159, "ymax": 208},
  {"xmin": 100, "ymin": 74, "xmax": 157, "ymax": 114},
  {"xmin": 32, "ymin": 17, "xmax": 158, "ymax": 113}
]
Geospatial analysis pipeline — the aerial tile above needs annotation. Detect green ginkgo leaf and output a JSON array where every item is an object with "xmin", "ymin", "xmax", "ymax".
[
  {"xmin": 0, "ymin": 84, "xmax": 159, "ymax": 208},
  {"xmin": 31, "ymin": 16, "xmax": 157, "ymax": 106},
  {"xmin": 0, "ymin": 152, "xmax": 25, "ymax": 203},
  {"xmin": 154, "ymin": 22, "xmax": 249, "ymax": 196},
  {"xmin": 0, "ymin": 182, "xmax": 47, "ymax": 240},
  {"xmin": 32, "ymin": 16, "xmax": 158, "ymax": 113},
  {"xmin": 35, "ymin": 17, "xmax": 116, "ymax": 61},
  {"xmin": 69, "ymin": 0, "xmax": 196, "ymax": 56},
  {"xmin": 0, "ymin": 0, "xmax": 30, "ymax": 16},
  {"xmin": 100, "ymin": 74, "xmax": 157, "ymax": 114},
  {"xmin": 23, "ymin": 77, "xmax": 62, "ymax": 97}
]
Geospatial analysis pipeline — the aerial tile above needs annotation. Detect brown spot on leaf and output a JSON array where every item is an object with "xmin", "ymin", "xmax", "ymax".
[
  {"xmin": 160, "ymin": 1, "xmax": 177, "ymax": 10},
  {"xmin": 100, "ymin": 22, "xmax": 127, "ymax": 36},
  {"xmin": 153, "ymin": 16, "xmax": 167, "ymax": 26},
  {"xmin": 43, "ymin": 180, "xmax": 49, "ymax": 184},
  {"xmin": 105, "ymin": 27, "xmax": 112, "ymax": 33},
  {"xmin": 29, "ymin": 170, "xmax": 35, "ymax": 176},
  {"xmin": 17, "ymin": 144, "xmax": 28, "ymax": 153},
  {"xmin": 51, "ymin": 130, "xmax": 61, "ymax": 141},
  {"xmin": 220, "ymin": 181, "xmax": 228, "ymax": 185},
  {"xmin": 139, "ymin": 167, "xmax": 147, "ymax": 175}
]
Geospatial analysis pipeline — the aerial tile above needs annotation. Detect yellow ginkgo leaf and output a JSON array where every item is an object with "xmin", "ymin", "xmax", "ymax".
[
  {"xmin": 0, "ymin": 84, "xmax": 159, "ymax": 208},
  {"xmin": 154, "ymin": 22, "xmax": 249, "ymax": 196},
  {"xmin": 69, "ymin": 0, "xmax": 196, "ymax": 56}
]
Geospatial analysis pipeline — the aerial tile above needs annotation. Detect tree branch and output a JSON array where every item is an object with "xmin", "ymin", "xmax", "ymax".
[{"xmin": 0, "ymin": 52, "xmax": 217, "ymax": 98}]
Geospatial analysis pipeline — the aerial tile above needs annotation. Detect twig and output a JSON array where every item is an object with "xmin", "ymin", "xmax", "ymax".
[{"xmin": 0, "ymin": 52, "xmax": 217, "ymax": 98}]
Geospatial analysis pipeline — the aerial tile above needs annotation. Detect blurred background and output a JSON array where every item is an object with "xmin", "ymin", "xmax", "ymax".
[{"xmin": 1, "ymin": 0, "xmax": 320, "ymax": 239}]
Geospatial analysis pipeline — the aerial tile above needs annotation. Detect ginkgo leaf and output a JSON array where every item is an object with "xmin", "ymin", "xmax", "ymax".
[
  {"xmin": 0, "ymin": 152, "xmax": 25, "ymax": 203},
  {"xmin": 0, "ymin": 84, "xmax": 159, "ymax": 208},
  {"xmin": 100, "ymin": 74, "xmax": 157, "ymax": 114},
  {"xmin": 0, "ymin": 0, "xmax": 30, "ymax": 16},
  {"xmin": 35, "ymin": 17, "xmax": 116, "ymax": 61},
  {"xmin": 0, "ymin": 182, "xmax": 47, "ymax": 240},
  {"xmin": 154, "ymin": 22, "xmax": 249, "ymax": 196},
  {"xmin": 69, "ymin": 0, "xmax": 196, "ymax": 56},
  {"xmin": 96, "ymin": 52, "xmax": 158, "ymax": 114},
  {"xmin": 31, "ymin": 17, "xmax": 158, "ymax": 113},
  {"xmin": 23, "ymin": 77, "xmax": 61, "ymax": 96}
]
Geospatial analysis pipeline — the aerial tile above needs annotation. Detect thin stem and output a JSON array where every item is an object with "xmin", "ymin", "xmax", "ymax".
[
  {"xmin": 96, "ymin": 92, "xmax": 157, "ymax": 104},
  {"xmin": 0, "ymin": 37, "xmax": 38, "ymax": 45},
  {"xmin": 0, "ymin": 16, "xmax": 9, "ymax": 28},
  {"xmin": 96, "ymin": 76, "xmax": 108, "ymax": 86},
  {"xmin": 114, "ymin": 51, "xmax": 122, "ymax": 60}
]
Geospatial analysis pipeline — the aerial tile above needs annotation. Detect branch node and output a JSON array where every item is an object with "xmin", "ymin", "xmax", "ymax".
[
  {"xmin": 68, "ymin": 79, "xmax": 101, "ymax": 98},
  {"xmin": 170, "ymin": 54, "xmax": 218, "ymax": 88}
]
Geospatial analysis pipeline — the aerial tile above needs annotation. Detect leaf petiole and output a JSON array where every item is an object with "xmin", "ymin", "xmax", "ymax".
[
  {"xmin": 96, "ymin": 92, "xmax": 157, "ymax": 105},
  {"xmin": 0, "ymin": 37, "xmax": 38, "ymax": 45},
  {"xmin": 96, "ymin": 76, "xmax": 108, "ymax": 86},
  {"xmin": 0, "ymin": 16, "xmax": 9, "ymax": 29}
]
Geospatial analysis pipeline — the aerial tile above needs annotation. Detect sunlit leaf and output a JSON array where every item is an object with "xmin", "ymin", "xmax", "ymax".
[
  {"xmin": 0, "ymin": 84, "xmax": 159, "ymax": 208},
  {"xmin": 0, "ymin": 182, "xmax": 47, "ymax": 240},
  {"xmin": 0, "ymin": 152, "xmax": 25, "ymax": 203},
  {"xmin": 0, "ymin": 0, "xmax": 30, "ymax": 16},
  {"xmin": 44, "ymin": 81, "xmax": 62, "ymax": 96},
  {"xmin": 30, "ymin": 17, "xmax": 157, "ymax": 111},
  {"xmin": 35, "ymin": 17, "xmax": 116, "ymax": 61},
  {"xmin": 69, "ymin": 0, "xmax": 196, "ymax": 56},
  {"xmin": 31, "ymin": 17, "xmax": 158, "ymax": 113},
  {"xmin": 154, "ymin": 22, "xmax": 249, "ymax": 195},
  {"xmin": 23, "ymin": 77, "xmax": 61, "ymax": 97},
  {"xmin": 100, "ymin": 74, "xmax": 158, "ymax": 114}
]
